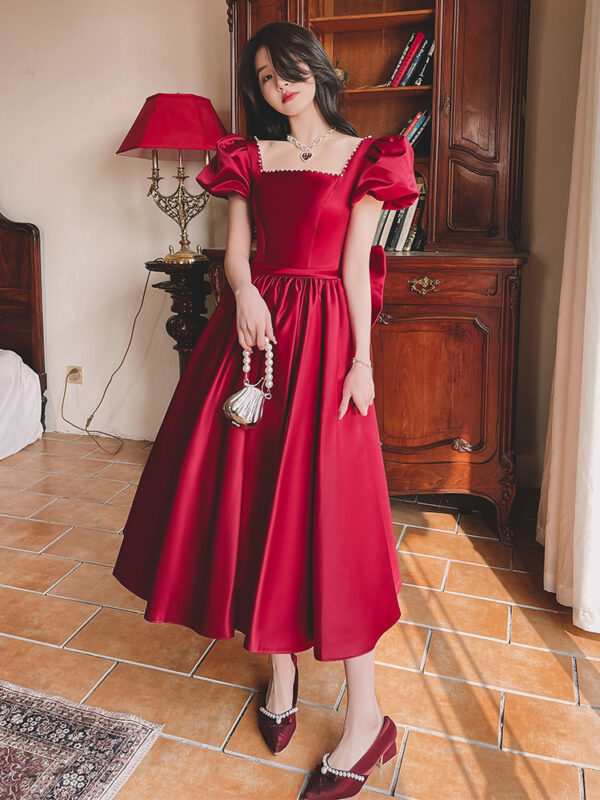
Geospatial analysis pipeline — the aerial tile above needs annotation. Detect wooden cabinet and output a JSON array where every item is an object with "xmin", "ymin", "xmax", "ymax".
[
  {"xmin": 373, "ymin": 252, "xmax": 524, "ymax": 544},
  {"xmin": 213, "ymin": 0, "xmax": 530, "ymax": 542},
  {"xmin": 430, "ymin": 0, "xmax": 530, "ymax": 250}
]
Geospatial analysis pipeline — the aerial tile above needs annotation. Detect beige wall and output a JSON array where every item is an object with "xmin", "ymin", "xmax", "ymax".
[
  {"xmin": 0, "ymin": 0, "xmax": 231, "ymax": 439},
  {"xmin": 0, "ymin": 0, "xmax": 586, "ymax": 486},
  {"xmin": 518, "ymin": 0, "xmax": 585, "ymax": 486}
]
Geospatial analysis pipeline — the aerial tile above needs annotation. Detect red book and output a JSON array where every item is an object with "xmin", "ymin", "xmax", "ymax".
[
  {"xmin": 391, "ymin": 32, "xmax": 425, "ymax": 87},
  {"xmin": 402, "ymin": 111, "xmax": 424, "ymax": 138}
]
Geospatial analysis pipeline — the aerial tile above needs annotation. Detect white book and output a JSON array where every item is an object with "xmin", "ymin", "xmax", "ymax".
[{"xmin": 395, "ymin": 197, "xmax": 419, "ymax": 251}]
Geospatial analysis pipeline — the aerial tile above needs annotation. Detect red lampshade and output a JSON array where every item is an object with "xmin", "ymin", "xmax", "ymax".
[{"xmin": 116, "ymin": 93, "xmax": 228, "ymax": 161}]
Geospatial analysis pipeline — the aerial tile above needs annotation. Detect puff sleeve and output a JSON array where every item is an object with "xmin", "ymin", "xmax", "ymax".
[
  {"xmin": 195, "ymin": 132, "xmax": 252, "ymax": 200},
  {"xmin": 350, "ymin": 134, "xmax": 419, "ymax": 210}
]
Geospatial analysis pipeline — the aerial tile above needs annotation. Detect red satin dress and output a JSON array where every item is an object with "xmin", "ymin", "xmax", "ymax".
[{"xmin": 112, "ymin": 131, "xmax": 419, "ymax": 661}]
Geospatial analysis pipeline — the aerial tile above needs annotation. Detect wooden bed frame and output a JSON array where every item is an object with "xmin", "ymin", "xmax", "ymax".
[{"xmin": 0, "ymin": 209, "xmax": 47, "ymax": 429}]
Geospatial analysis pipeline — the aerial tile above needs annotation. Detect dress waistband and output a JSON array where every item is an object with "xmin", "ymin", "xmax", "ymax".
[{"xmin": 251, "ymin": 260, "xmax": 341, "ymax": 279}]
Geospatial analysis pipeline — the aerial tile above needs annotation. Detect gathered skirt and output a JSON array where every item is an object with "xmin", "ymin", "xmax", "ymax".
[{"xmin": 112, "ymin": 262, "xmax": 402, "ymax": 661}]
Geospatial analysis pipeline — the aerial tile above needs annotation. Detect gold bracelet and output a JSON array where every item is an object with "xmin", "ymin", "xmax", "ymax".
[{"xmin": 352, "ymin": 357, "xmax": 372, "ymax": 369}]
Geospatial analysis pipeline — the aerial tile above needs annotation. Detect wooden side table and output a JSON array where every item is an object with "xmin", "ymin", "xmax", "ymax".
[{"xmin": 145, "ymin": 256, "xmax": 222, "ymax": 376}]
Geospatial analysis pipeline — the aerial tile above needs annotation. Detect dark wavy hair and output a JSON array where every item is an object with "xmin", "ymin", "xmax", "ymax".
[{"xmin": 237, "ymin": 21, "xmax": 357, "ymax": 140}]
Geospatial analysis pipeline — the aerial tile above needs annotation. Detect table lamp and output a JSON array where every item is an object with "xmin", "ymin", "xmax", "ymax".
[{"xmin": 116, "ymin": 93, "xmax": 227, "ymax": 263}]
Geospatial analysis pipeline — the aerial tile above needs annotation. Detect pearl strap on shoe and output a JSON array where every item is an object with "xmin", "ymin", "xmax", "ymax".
[
  {"xmin": 258, "ymin": 704, "xmax": 298, "ymax": 725},
  {"xmin": 320, "ymin": 753, "xmax": 366, "ymax": 782}
]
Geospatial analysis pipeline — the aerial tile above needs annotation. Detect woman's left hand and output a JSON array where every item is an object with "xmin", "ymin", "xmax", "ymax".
[{"xmin": 338, "ymin": 363, "xmax": 375, "ymax": 419}]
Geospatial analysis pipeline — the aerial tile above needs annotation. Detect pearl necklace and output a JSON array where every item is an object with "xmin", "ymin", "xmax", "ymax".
[{"xmin": 286, "ymin": 128, "xmax": 335, "ymax": 162}]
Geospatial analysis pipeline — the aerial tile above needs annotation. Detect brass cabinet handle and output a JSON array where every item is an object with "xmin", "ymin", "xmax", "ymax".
[
  {"xmin": 442, "ymin": 94, "xmax": 451, "ymax": 117},
  {"xmin": 408, "ymin": 275, "xmax": 442, "ymax": 295}
]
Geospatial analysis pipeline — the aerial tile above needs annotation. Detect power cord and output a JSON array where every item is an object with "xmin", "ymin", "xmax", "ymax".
[{"xmin": 59, "ymin": 270, "xmax": 154, "ymax": 456}]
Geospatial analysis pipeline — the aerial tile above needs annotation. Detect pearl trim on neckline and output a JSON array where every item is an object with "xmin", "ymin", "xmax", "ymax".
[{"xmin": 253, "ymin": 135, "xmax": 372, "ymax": 177}]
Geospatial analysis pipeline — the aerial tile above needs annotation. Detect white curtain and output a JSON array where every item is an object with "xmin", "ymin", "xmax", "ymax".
[{"xmin": 536, "ymin": 0, "xmax": 600, "ymax": 633}]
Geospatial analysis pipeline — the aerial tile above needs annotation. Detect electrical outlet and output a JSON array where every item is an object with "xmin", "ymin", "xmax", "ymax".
[{"xmin": 67, "ymin": 366, "xmax": 83, "ymax": 384}]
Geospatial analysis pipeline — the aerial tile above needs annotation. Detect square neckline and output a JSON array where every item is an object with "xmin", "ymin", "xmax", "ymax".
[{"xmin": 252, "ymin": 135, "xmax": 373, "ymax": 178}]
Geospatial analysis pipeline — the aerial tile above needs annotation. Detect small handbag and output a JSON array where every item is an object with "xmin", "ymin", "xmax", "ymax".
[{"xmin": 223, "ymin": 336, "xmax": 274, "ymax": 428}]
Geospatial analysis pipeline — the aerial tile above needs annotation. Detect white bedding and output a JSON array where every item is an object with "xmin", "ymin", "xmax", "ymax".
[{"xmin": 0, "ymin": 349, "xmax": 43, "ymax": 460}]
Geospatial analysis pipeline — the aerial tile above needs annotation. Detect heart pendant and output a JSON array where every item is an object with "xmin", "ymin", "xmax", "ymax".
[{"xmin": 300, "ymin": 151, "xmax": 313, "ymax": 161}]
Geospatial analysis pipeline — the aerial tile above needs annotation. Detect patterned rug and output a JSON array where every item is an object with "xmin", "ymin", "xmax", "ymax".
[{"xmin": 0, "ymin": 679, "xmax": 163, "ymax": 799}]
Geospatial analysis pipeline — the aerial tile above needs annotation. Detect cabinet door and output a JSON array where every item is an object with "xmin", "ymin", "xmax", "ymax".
[
  {"xmin": 430, "ymin": 0, "xmax": 521, "ymax": 251},
  {"xmin": 372, "ymin": 304, "xmax": 501, "ymax": 465}
]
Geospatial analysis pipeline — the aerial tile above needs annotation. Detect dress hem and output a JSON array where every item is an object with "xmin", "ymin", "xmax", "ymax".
[{"xmin": 113, "ymin": 568, "xmax": 401, "ymax": 663}]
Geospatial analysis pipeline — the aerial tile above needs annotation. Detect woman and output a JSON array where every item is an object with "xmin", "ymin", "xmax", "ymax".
[{"xmin": 112, "ymin": 20, "xmax": 418, "ymax": 799}]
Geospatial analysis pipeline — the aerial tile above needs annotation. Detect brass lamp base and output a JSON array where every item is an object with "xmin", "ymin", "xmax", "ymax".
[
  {"xmin": 149, "ymin": 148, "xmax": 211, "ymax": 266},
  {"xmin": 164, "ymin": 244, "xmax": 209, "ymax": 264}
]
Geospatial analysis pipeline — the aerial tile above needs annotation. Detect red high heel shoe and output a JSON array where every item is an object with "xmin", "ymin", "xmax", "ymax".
[
  {"xmin": 302, "ymin": 716, "xmax": 397, "ymax": 799},
  {"xmin": 257, "ymin": 653, "xmax": 299, "ymax": 754}
]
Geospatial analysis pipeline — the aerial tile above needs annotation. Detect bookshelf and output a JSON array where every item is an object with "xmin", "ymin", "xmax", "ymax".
[{"xmin": 210, "ymin": 0, "xmax": 531, "ymax": 543}]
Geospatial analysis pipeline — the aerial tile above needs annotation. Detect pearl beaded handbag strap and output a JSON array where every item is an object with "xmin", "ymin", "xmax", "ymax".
[{"xmin": 242, "ymin": 337, "xmax": 274, "ymax": 399}]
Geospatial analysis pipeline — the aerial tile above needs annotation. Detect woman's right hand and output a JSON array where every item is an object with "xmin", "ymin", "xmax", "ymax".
[{"xmin": 234, "ymin": 284, "xmax": 277, "ymax": 352}]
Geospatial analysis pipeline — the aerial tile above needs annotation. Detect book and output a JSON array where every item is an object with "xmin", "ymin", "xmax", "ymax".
[
  {"xmin": 399, "ymin": 37, "xmax": 430, "ymax": 87},
  {"xmin": 386, "ymin": 208, "xmax": 408, "ymax": 250},
  {"xmin": 391, "ymin": 32, "xmax": 425, "ymax": 87},
  {"xmin": 379, "ymin": 209, "xmax": 400, "ymax": 248},
  {"xmin": 414, "ymin": 40, "xmax": 435, "ymax": 86},
  {"xmin": 406, "ymin": 110, "xmax": 429, "ymax": 143},
  {"xmin": 401, "ymin": 111, "xmax": 424, "ymax": 139},
  {"xmin": 395, "ymin": 200, "xmax": 418, "ymax": 251},
  {"xmin": 372, "ymin": 208, "xmax": 391, "ymax": 245},
  {"xmin": 388, "ymin": 33, "xmax": 416, "ymax": 86},
  {"xmin": 410, "ymin": 111, "xmax": 432, "ymax": 148},
  {"xmin": 403, "ymin": 179, "xmax": 427, "ymax": 251}
]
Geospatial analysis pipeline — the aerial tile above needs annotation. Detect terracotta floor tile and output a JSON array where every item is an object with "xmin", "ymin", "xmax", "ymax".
[
  {"xmin": 445, "ymin": 562, "xmax": 566, "ymax": 611},
  {"xmin": 577, "ymin": 658, "xmax": 600, "ymax": 707},
  {"xmin": 107, "ymin": 484, "xmax": 136, "ymax": 506},
  {"xmin": 503, "ymin": 692, "xmax": 600, "ymax": 766},
  {"xmin": 512, "ymin": 542, "xmax": 545, "ymax": 574},
  {"xmin": 44, "ymin": 527, "xmax": 121, "ymax": 565},
  {"xmin": 425, "ymin": 631, "xmax": 575, "ymax": 701},
  {"xmin": 23, "ymin": 439, "xmax": 100, "ymax": 458},
  {"xmin": 0, "ymin": 635, "xmax": 111, "ymax": 701},
  {"xmin": 114, "ymin": 736, "xmax": 304, "ymax": 800},
  {"xmin": 399, "ymin": 585, "xmax": 508, "ymax": 640},
  {"xmin": 396, "ymin": 551, "xmax": 448, "ymax": 589},
  {"xmin": 511, "ymin": 606, "xmax": 600, "ymax": 658},
  {"xmin": 395, "ymin": 729, "xmax": 579, "ymax": 799},
  {"xmin": 87, "ymin": 662, "xmax": 250, "ymax": 745},
  {"xmin": 585, "ymin": 769, "xmax": 600, "ymax": 797},
  {"xmin": 0, "ymin": 547, "xmax": 79, "ymax": 591},
  {"xmin": 8, "ymin": 452, "xmax": 110, "ymax": 477},
  {"xmin": 0, "ymin": 516, "xmax": 70, "ymax": 551},
  {"xmin": 0, "ymin": 451, "xmax": 37, "ymax": 468},
  {"xmin": 93, "ymin": 462, "xmax": 143, "ymax": 483},
  {"xmin": 0, "ymin": 466, "xmax": 49, "ymax": 490},
  {"xmin": 374, "ymin": 622, "xmax": 430, "ymax": 670},
  {"xmin": 48, "ymin": 562, "xmax": 146, "ymax": 611},
  {"xmin": 226, "ymin": 694, "xmax": 399, "ymax": 792},
  {"xmin": 456, "ymin": 511, "xmax": 498, "ymax": 539},
  {"xmin": 26, "ymin": 473, "xmax": 129, "ymax": 503},
  {"xmin": 0, "ymin": 585, "xmax": 99, "ymax": 645},
  {"xmin": 32, "ymin": 497, "xmax": 129, "ymax": 532},
  {"xmin": 84, "ymin": 441, "xmax": 152, "ymax": 465},
  {"xmin": 66, "ymin": 606, "xmax": 212, "ymax": 673},
  {"xmin": 390, "ymin": 500, "xmax": 458, "ymax": 532},
  {"xmin": 194, "ymin": 633, "xmax": 345, "ymax": 707},
  {"xmin": 400, "ymin": 527, "xmax": 511, "ymax": 568},
  {"xmin": 0, "ymin": 489, "xmax": 56, "ymax": 517},
  {"xmin": 371, "ymin": 664, "xmax": 501, "ymax": 744}
]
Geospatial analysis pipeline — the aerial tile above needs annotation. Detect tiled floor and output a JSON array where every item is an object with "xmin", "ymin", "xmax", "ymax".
[{"xmin": 1, "ymin": 432, "xmax": 599, "ymax": 799}]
